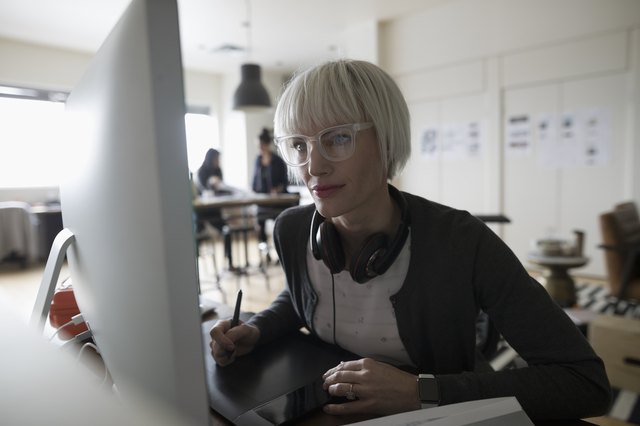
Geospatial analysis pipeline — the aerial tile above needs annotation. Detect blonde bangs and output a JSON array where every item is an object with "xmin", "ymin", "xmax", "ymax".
[
  {"xmin": 275, "ymin": 63, "xmax": 367, "ymax": 137},
  {"xmin": 274, "ymin": 59, "xmax": 410, "ymax": 180}
]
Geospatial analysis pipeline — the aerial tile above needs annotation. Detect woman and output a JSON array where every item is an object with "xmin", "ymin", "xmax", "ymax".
[
  {"xmin": 252, "ymin": 127, "xmax": 288, "ymax": 195},
  {"xmin": 195, "ymin": 148, "xmax": 234, "ymax": 267},
  {"xmin": 196, "ymin": 148, "xmax": 223, "ymax": 194},
  {"xmin": 251, "ymin": 128, "xmax": 290, "ymax": 250},
  {"xmin": 210, "ymin": 60, "xmax": 611, "ymax": 420}
]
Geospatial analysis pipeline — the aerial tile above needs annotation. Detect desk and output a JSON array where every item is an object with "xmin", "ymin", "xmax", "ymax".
[
  {"xmin": 528, "ymin": 253, "xmax": 589, "ymax": 307},
  {"xmin": 201, "ymin": 300, "xmax": 597, "ymax": 426},
  {"xmin": 194, "ymin": 193, "xmax": 300, "ymax": 272},
  {"xmin": 193, "ymin": 192, "xmax": 301, "ymax": 213},
  {"xmin": 474, "ymin": 214, "xmax": 511, "ymax": 224}
]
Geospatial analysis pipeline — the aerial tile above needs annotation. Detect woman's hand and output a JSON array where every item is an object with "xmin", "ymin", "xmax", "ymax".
[
  {"xmin": 209, "ymin": 319, "xmax": 260, "ymax": 366},
  {"xmin": 322, "ymin": 358, "xmax": 421, "ymax": 416}
]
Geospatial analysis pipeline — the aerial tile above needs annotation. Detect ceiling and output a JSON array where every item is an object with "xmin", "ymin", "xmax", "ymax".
[{"xmin": 0, "ymin": 0, "xmax": 448, "ymax": 74}]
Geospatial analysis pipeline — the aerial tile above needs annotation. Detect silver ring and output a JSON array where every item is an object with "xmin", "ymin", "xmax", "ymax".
[{"xmin": 345, "ymin": 383, "xmax": 357, "ymax": 400}]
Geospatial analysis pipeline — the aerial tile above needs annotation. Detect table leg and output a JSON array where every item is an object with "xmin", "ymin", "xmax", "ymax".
[{"xmin": 540, "ymin": 266, "xmax": 577, "ymax": 307}]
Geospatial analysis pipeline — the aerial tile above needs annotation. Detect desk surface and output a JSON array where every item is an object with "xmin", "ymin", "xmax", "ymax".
[
  {"xmin": 193, "ymin": 192, "xmax": 300, "ymax": 211},
  {"xmin": 201, "ymin": 300, "xmax": 598, "ymax": 426}
]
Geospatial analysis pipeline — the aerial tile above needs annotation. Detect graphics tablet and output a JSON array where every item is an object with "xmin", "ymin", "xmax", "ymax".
[{"xmin": 201, "ymin": 321, "xmax": 357, "ymax": 425}]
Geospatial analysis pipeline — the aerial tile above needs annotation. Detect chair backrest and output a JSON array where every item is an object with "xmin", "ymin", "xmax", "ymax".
[
  {"xmin": 599, "ymin": 201, "xmax": 640, "ymax": 300},
  {"xmin": 612, "ymin": 202, "xmax": 640, "ymax": 245},
  {"xmin": 0, "ymin": 201, "xmax": 37, "ymax": 262}
]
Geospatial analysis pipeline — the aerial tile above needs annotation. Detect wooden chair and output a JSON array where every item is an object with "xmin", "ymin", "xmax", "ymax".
[{"xmin": 598, "ymin": 201, "xmax": 640, "ymax": 301}]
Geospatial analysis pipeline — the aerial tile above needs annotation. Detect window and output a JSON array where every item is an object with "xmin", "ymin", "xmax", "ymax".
[
  {"xmin": 0, "ymin": 96, "xmax": 66, "ymax": 188},
  {"xmin": 0, "ymin": 87, "xmax": 219, "ymax": 188},
  {"xmin": 185, "ymin": 111, "xmax": 220, "ymax": 174}
]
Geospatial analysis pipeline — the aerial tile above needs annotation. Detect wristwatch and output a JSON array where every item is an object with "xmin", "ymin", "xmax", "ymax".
[{"xmin": 417, "ymin": 374, "xmax": 440, "ymax": 408}]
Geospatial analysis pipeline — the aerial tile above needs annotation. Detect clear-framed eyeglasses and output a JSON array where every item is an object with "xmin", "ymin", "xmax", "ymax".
[{"xmin": 274, "ymin": 122, "xmax": 374, "ymax": 167}]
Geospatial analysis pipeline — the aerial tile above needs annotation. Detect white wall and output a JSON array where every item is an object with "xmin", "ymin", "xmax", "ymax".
[
  {"xmin": 216, "ymin": 68, "xmax": 285, "ymax": 191},
  {"xmin": 0, "ymin": 37, "xmax": 289, "ymax": 197},
  {"xmin": 380, "ymin": 0, "xmax": 640, "ymax": 277},
  {"xmin": 218, "ymin": 18, "xmax": 380, "ymax": 190},
  {"xmin": 4, "ymin": 1, "xmax": 640, "ymax": 278},
  {"xmin": 0, "ymin": 38, "xmax": 225, "ymax": 202}
]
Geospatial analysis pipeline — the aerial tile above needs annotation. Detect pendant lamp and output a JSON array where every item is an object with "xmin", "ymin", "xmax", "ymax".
[
  {"xmin": 232, "ymin": 63, "xmax": 271, "ymax": 112},
  {"xmin": 232, "ymin": 0, "xmax": 271, "ymax": 112}
]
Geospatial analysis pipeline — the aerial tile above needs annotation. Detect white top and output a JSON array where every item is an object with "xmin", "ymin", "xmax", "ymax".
[{"xmin": 308, "ymin": 233, "xmax": 414, "ymax": 367}]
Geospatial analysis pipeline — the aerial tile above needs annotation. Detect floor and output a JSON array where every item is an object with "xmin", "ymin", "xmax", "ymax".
[
  {"xmin": 0, "ymin": 235, "xmax": 285, "ymax": 325},
  {"xmin": 0, "ymin": 237, "xmax": 629, "ymax": 426}
]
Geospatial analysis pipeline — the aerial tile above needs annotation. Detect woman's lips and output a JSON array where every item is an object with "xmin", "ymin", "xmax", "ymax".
[{"xmin": 311, "ymin": 185, "xmax": 343, "ymax": 199}]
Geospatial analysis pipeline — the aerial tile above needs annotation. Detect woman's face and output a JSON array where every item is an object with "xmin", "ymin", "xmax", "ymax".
[
  {"xmin": 259, "ymin": 141, "xmax": 271, "ymax": 154},
  {"xmin": 296, "ymin": 125, "xmax": 388, "ymax": 221}
]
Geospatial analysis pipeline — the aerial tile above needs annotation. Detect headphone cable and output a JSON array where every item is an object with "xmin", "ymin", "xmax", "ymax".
[{"xmin": 331, "ymin": 273, "xmax": 337, "ymax": 346}]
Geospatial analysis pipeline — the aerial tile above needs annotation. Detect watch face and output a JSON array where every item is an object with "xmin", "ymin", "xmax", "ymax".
[{"xmin": 418, "ymin": 376, "xmax": 439, "ymax": 402}]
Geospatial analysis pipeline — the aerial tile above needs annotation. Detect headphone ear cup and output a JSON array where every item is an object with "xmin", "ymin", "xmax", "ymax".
[
  {"xmin": 317, "ymin": 221, "xmax": 345, "ymax": 274},
  {"xmin": 310, "ymin": 211, "xmax": 323, "ymax": 261},
  {"xmin": 350, "ymin": 233, "xmax": 388, "ymax": 283}
]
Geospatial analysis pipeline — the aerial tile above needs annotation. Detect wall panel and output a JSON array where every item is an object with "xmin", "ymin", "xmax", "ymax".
[
  {"xmin": 440, "ymin": 95, "xmax": 488, "ymax": 212},
  {"xmin": 502, "ymin": 31, "xmax": 628, "ymax": 87},
  {"xmin": 382, "ymin": 0, "xmax": 640, "ymax": 279},
  {"xmin": 559, "ymin": 73, "xmax": 628, "ymax": 275},
  {"xmin": 503, "ymin": 84, "xmax": 561, "ymax": 268},
  {"xmin": 399, "ymin": 101, "xmax": 441, "ymax": 201},
  {"xmin": 396, "ymin": 61, "xmax": 484, "ymax": 103}
]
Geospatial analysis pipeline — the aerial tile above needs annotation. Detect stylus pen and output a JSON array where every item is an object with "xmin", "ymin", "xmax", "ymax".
[{"xmin": 230, "ymin": 289, "xmax": 243, "ymax": 328}]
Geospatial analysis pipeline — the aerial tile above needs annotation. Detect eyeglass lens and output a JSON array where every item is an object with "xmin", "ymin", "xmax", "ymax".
[{"xmin": 280, "ymin": 126, "xmax": 356, "ymax": 165}]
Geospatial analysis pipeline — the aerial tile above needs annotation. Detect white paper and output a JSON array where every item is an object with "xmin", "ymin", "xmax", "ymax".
[
  {"xmin": 465, "ymin": 121, "xmax": 483, "ymax": 158},
  {"xmin": 439, "ymin": 121, "xmax": 484, "ymax": 160},
  {"xmin": 580, "ymin": 108, "xmax": 611, "ymax": 166},
  {"xmin": 535, "ymin": 113, "xmax": 560, "ymax": 169},
  {"xmin": 346, "ymin": 397, "xmax": 534, "ymax": 426},
  {"xmin": 420, "ymin": 126, "xmax": 439, "ymax": 161},
  {"xmin": 505, "ymin": 115, "xmax": 532, "ymax": 157},
  {"xmin": 441, "ymin": 122, "xmax": 467, "ymax": 160},
  {"xmin": 559, "ymin": 111, "xmax": 580, "ymax": 168}
]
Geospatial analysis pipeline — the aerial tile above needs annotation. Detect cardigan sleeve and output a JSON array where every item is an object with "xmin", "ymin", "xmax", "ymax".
[
  {"xmin": 245, "ymin": 206, "xmax": 311, "ymax": 345},
  {"xmin": 435, "ymin": 217, "xmax": 612, "ymax": 419},
  {"xmin": 246, "ymin": 288, "xmax": 303, "ymax": 345}
]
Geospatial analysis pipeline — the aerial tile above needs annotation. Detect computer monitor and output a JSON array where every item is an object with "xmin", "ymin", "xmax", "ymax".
[{"xmin": 58, "ymin": 0, "xmax": 209, "ymax": 424}]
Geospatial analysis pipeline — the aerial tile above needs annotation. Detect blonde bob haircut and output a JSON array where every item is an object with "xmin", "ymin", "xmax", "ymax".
[{"xmin": 274, "ymin": 59, "xmax": 411, "ymax": 180}]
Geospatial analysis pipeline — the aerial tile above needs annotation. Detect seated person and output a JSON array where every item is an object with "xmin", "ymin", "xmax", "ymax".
[
  {"xmin": 195, "ymin": 148, "xmax": 233, "ymax": 267},
  {"xmin": 210, "ymin": 59, "xmax": 611, "ymax": 421},
  {"xmin": 196, "ymin": 148, "xmax": 233, "ymax": 196}
]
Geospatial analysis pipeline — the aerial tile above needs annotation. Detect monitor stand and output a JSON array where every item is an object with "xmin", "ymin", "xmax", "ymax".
[
  {"xmin": 30, "ymin": 228, "xmax": 217, "ymax": 326},
  {"xmin": 30, "ymin": 228, "xmax": 75, "ymax": 332}
]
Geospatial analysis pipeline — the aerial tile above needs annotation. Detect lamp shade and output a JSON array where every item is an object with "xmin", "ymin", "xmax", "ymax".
[{"xmin": 232, "ymin": 63, "xmax": 271, "ymax": 112}]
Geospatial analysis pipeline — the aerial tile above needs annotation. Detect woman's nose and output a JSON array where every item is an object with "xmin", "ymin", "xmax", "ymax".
[{"xmin": 306, "ymin": 143, "xmax": 330, "ymax": 176}]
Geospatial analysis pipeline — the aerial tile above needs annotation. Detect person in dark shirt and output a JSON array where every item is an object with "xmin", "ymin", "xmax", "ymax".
[
  {"xmin": 196, "ymin": 148, "xmax": 223, "ymax": 194},
  {"xmin": 252, "ymin": 128, "xmax": 290, "ymax": 259},
  {"xmin": 194, "ymin": 148, "xmax": 234, "ymax": 268},
  {"xmin": 210, "ymin": 59, "xmax": 611, "ymax": 420}
]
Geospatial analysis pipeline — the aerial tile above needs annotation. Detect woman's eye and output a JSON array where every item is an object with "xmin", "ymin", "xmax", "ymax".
[
  {"xmin": 325, "ymin": 132, "xmax": 351, "ymax": 145},
  {"xmin": 291, "ymin": 140, "xmax": 307, "ymax": 152}
]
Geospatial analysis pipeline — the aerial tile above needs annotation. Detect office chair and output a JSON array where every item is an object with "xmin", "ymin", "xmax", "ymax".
[
  {"xmin": 598, "ymin": 201, "xmax": 640, "ymax": 301},
  {"xmin": 194, "ymin": 220, "xmax": 222, "ymax": 297},
  {"xmin": 0, "ymin": 201, "xmax": 38, "ymax": 267}
]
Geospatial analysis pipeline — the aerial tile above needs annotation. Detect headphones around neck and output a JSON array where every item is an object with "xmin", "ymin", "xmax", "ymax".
[{"xmin": 310, "ymin": 185, "xmax": 410, "ymax": 284}]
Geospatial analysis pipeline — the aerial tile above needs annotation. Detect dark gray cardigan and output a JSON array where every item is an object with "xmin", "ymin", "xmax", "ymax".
[{"xmin": 247, "ymin": 189, "xmax": 611, "ymax": 419}]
